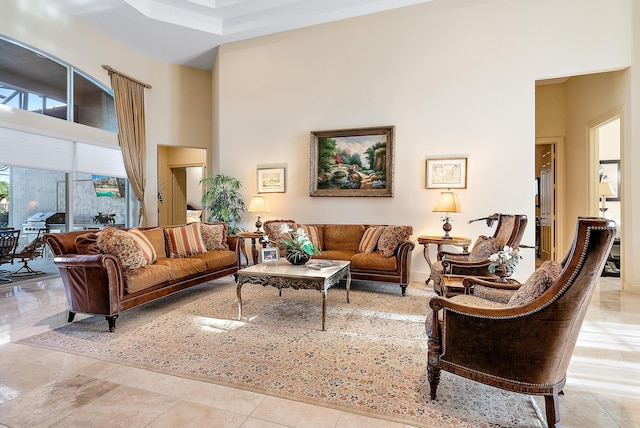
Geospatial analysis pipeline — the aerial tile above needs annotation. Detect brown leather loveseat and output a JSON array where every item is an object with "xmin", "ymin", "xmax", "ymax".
[{"xmin": 45, "ymin": 222, "xmax": 241, "ymax": 332}]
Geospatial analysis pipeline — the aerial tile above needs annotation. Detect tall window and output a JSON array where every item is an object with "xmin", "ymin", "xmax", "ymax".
[{"xmin": 0, "ymin": 37, "xmax": 116, "ymax": 132}]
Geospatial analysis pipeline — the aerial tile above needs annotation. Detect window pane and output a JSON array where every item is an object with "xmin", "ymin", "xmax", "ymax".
[
  {"xmin": 73, "ymin": 72, "xmax": 117, "ymax": 132},
  {"xmin": 73, "ymin": 173, "xmax": 127, "ymax": 230}
]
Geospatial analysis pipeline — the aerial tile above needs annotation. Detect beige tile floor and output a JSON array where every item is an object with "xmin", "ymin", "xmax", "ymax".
[{"xmin": 0, "ymin": 274, "xmax": 638, "ymax": 428}]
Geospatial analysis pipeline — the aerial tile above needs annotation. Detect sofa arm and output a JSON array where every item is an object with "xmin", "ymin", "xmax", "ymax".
[
  {"xmin": 53, "ymin": 253, "xmax": 125, "ymax": 317},
  {"xmin": 226, "ymin": 235, "xmax": 243, "ymax": 270},
  {"xmin": 395, "ymin": 240, "xmax": 414, "ymax": 281}
]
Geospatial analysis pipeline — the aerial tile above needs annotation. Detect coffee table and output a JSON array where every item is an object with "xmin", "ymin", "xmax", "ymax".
[{"xmin": 236, "ymin": 260, "xmax": 351, "ymax": 331}]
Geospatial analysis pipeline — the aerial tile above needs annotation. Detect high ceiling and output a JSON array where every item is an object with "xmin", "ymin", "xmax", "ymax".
[{"xmin": 47, "ymin": 0, "xmax": 434, "ymax": 70}]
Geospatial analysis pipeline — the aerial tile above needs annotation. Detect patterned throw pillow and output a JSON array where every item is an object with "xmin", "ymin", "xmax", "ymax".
[
  {"xmin": 200, "ymin": 222, "xmax": 229, "ymax": 251},
  {"xmin": 507, "ymin": 260, "xmax": 563, "ymax": 306},
  {"xmin": 165, "ymin": 223, "xmax": 207, "ymax": 258},
  {"xmin": 129, "ymin": 228, "xmax": 158, "ymax": 264},
  {"xmin": 468, "ymin": 236, "xmax": 501, "ymax": 262},
  {"xmin": 358, "ymin": 226, "xmax": 386, "ymax": 254},
  {"xmin": 96, "ymin": 226, "xmax": 147, "ymax": 269},
  {"xmin": 263, "ymin": 219, "xmax": 296, "ymax": 249},
  {"xmin": 297, "ymin": 224, "xmax": 322, "ymax": 251},
  {"xmin": 377, "ymin": 225, "xmax": 412, "ymax": 258}
]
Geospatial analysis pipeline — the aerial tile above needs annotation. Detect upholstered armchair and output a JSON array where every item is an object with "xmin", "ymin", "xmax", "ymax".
[
  {"xmin": 429, "ymin": 214, "xmax": 527, "ymax": 294},
  {"xmin": 426, "ymin": 217, "xmax": 616, "ymax": 428}
]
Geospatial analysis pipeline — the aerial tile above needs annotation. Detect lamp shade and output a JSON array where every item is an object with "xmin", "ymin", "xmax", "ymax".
[
  {"xmin": 248, "ymin": 196, "xmax": 269, "ymax": 213},
  {"xmin": 598, "ymin": 181, "xmax": 615, "ymax": 197},
  {"xmin": 432, "ymin": 191, "xmax": 462, "ymax": 213}
]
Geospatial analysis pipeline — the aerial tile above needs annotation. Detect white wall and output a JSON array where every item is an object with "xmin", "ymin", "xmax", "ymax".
[{"xmin": 215, "ymin": 0, "xmax": 633, "ymax": 282}]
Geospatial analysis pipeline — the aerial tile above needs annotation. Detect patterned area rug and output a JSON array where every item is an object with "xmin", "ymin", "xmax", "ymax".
[{"xmin": 20, "ymin": 277, "xmax": 544, "ymax": 427}]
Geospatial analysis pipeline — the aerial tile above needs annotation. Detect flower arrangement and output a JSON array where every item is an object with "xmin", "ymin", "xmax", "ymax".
[
  {"xmin": 488, "ymin": 245, "xmax": 522, "ymax": 274},
  {"xmin": 279, "ymin": 224, "xmax": 321, "ymax": 264}
]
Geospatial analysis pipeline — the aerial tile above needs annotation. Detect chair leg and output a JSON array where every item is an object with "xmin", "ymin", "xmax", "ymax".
[
  {"xmin": 105, "ymin": 315, "xmax": 118, "ymax": 332},
  {"xmin": 544, "ymin": 391, "xmax": 560, "ymax": 428},
  {"xmin": 68, "ymin": 311, "xmax": 76, "ymax": 322},
  {"xmin": 427, "ymin": 334, "xmax": 442, "ymax": 399}
]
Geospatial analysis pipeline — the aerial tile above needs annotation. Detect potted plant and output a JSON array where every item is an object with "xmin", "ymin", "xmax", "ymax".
[
  {"xmin": 200, "ymin": 173, "xmax": 246, "ymax": 235},
  {"xmin": 93, "ymin": 212, "xmax": 116, "ymax": 225}
]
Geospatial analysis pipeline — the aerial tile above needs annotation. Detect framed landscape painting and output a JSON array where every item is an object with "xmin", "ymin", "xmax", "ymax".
[
  {"xmin": 310, "ymin": 126, "xmax": 394, "ymax": 197},
  {"xmin": 425, "ymin": 157, "xmax": 467, "ymax": 189},
  {"xmin": 258, "ymin": 167, "xmax": 286, "ymax": 193}
]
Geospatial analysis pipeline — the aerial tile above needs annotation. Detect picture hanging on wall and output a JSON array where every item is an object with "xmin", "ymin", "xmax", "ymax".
[
  {"xmin": 257, "ymin": 167, "xmax": 286, "ymax": 193},
  {"xmin": 309, "ymin": 126, "xmax": 394, "ymax": 197},
  {"xmin": 425, "ymin": 157, "xmax": 467, "ymax": 189}
]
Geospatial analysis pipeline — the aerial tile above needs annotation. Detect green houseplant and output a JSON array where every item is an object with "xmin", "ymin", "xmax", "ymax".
[{"xmin": 200, "ymin": 173, "xmax": 246, "ymax": 235}]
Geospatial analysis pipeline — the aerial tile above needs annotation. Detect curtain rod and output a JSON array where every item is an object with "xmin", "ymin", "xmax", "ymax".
[{"xmin": 102, "ymin": 65, "xmax": 152, "ymax": 89}]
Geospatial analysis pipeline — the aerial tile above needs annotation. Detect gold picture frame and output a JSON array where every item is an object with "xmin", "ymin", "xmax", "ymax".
[{"xmin": 257, "ymin": 167, "xmax": 286, "ymax": 193}]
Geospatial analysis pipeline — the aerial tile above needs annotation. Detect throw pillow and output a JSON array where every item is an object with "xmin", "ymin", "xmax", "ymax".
[
  {"xmin": 75, "ymin": 232, "xmax": 101, "ymax": 255},
  {"xmin": 468, "ymin": 236, "xmax": 501, "ymax": 262},
  {"xmin": 200, "ymin": 222, "xmax": 229, "ymax": 251},
  {"xmin": 165, "ymin": 222, "xmax": 207, "ymax": 258},
  {"xmin": 507, "ymin": 260, "xmax": 563, "ymax": 306},
  {"xmin": 297, "ymin": 224, "xmax": 322, "ymax": 251},
  {"xmin": 358, "ymin": 226, "xmax": 386, "ymax": 254},
  {"xmin": 263, "ymin": 219, "xmax": 296, "ymax": 248},
  {"xmin": 129, "ymin": 228, "xmax": 158, "ymax": 264},
  {"xmin": 377, "ymin": 225, "xmax": 412, "ymax": 258},
  {"xmin": 96, "ymin": 226, "xmax": 147, "ymax": 269}
]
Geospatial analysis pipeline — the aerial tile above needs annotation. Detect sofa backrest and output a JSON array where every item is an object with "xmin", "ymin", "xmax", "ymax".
[{"xmin": 318, "ymin": 224, "xmax": 365, "ymax": 251}]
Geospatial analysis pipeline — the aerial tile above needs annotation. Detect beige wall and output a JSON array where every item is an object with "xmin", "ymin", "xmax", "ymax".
[
  {"xmin": 1, "ymin": 0, "xmax": 212, "ymax": 227},
  {"xmin": 215, "ymin": 0, "xmax": 633, "ymax": 282}
]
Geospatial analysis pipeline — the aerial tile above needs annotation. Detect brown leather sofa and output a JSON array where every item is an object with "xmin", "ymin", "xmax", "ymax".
[
  {"xmin": 45, "ymin": 224, "xmax": 241, "ymax": 332},
  {"xmin": 263, "ymin": 220, "xmax": 414, "ymax": 295}
]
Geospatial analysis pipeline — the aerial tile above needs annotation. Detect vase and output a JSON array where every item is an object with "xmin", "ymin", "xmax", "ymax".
[
  {"xmin": 285, "ymin": 249, "xmax": 311, "ymax": 265},
  {"xmin": 493, "ymin": 264, "xmax": 512, "ymax": 283}
]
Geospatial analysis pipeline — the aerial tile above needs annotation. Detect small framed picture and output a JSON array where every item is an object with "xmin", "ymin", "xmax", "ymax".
[
  {"xmin": 426, "ymin": 157, "xmax": 468, "ymax": 189},
  {"xmin": 261, "ymin": 247, "xmax": 279, "ymax": 263},
  {"xmin": 258, "ymin": 167, "xmax": 286, "ymax": 193}
]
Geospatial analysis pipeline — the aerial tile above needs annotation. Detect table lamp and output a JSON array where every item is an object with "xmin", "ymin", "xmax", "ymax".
[
  {"xmin": 598, "ymin": 181, "xmax": 615, "ymax": 215},
  {"xmin": 248, "ymin": 195, "xmax": 269, "ymax": 233},
  {"xmin": 432, "ymin": 191, "xmax": 462, "ymax": 239}
]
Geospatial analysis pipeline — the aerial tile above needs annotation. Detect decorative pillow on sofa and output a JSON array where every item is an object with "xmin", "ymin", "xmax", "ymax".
[
  {"xmin": 468, "ymin": 236, "xmax": 501, "ymax": 262},
  {"xmin": 129, "ymin": 228, "xmax": 158, "ymax": 264},
  {"xmin": 75, "ymin": 232, "xmax": 101, "ymax": 255},
  {"xmin": 96, "ymin": 226, "xmax": 147, "ymax": 269},
  {"xmin": 141, "ymin": 228, "xmax": 167, "ymax": 259},
  {"xmin": 264, "ymin": 219, "xmax": 296, "ymax": 249},
  {"xmin": 358, "ymin": 226, "xmax": 386, "ymax": 254},
  {"xmin": 377, "ymin": 225, "xmax": 412, "ymax": 258},
  {"xmin": 200, "ymin": 222, "xmax": 229, "ymax": 251},
  {"xmin": 165, "ymin": 222, "xmax": 207, "ymax": 258},
  {"xmin": 297, "ymin": 224, "xmax": 322, "ymax": 251},
  {"xmin": 507, "ymin": 260, "xmax": 563, "ymax": 306}
]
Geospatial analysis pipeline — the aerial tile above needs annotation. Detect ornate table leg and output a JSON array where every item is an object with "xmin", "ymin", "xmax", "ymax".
[
  {"xmin": 423, "ymin": 243, "xmax": 433, "ymax": 285},
  {"xmin": 236, "ymin": 278, "xmax": 244, "ymax": 320},
  {"xmin": 345, "ymin": 269, "xmax": 351, "ymax": 304},
  {"xmin": 321, "ymin": 289, "xmax": 327, "ymax": 331}
]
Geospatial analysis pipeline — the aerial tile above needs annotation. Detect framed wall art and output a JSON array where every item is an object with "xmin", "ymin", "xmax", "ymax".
[
  {"xmin": 426, "ymin": 157, "xmax": 467, "ymax": 189},
  {"xmin": 257, "ymin": 167, "xmax": 286, "ymax": 193},
  {"xmin": 599, "ymin": 159, "xmax": 620, "ymax": 201},
  {"xmin": 310, "ymin": 125, "xmax": 394, "ymax": 197}
]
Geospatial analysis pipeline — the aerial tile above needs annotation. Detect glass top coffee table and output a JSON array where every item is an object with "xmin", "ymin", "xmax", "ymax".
[{"xmin": 236, "ymin": 260, "xmax": 351, "ymax": 331}]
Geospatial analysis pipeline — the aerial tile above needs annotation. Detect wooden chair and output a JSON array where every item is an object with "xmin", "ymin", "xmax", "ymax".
[
  {"xmin": 429, "ymin": 214, "xmax": 527, "ymax": 294},
  {"xmin": 0, "ymin": 229, "xmax": 21, "ymax": 283},
  {"xmin": 426, "ymin": 217, "xmax": 616, "ymax": 427}
]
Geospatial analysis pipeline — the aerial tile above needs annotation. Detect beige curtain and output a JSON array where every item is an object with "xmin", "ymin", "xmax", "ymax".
[{"xmin": 104, "ymin": 66, "xmax": 151, "ymax": 226}]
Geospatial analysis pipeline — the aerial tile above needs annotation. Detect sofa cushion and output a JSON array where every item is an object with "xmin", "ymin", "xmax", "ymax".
[
  {"xmin": 75, "ymin": 232, "xmax": 101, "ymax": 255},
  {"xmin": 141, "ymin": 227, "xmax": 167, "ymax": 259},
  {"xmin": 358, "ymin": 226, "xmax": 385, "ymax": 254},
  {"xmin": 322, "ymin": 224, "xmax": 365, "ymax": 252},
  {"xmin": 155, "ymin": 257, "xmax": 207, "ymax": 280},
  {"xmin": 469, "ymin": 236, "xmax": 501, "ymax": 262},
  {"xmin": 165, "ymin": 223, "xmax": 207, "ymax": 258},
  {"xmin": 191, "ymin": 250, "xmax": 237, "ymax": 270},
  {"xmin": 377, "ymin": 225, "xmax": 412, "ymax": 257},
  {"xmin": 508, "ymin": 260, "xmax": 563, "ymax": 306},
  {"xmin": 200, "ymin": 222, "xmax": 229, "ymax": 251},
  {"xmin": 297, "ymin": 224, "xmax": 322, "ymax": 251},
  {"xmin": 351, "ymin": 252, "xmax": 397, "ymax": 272},
  {"xmin": 123, "ymin": 263, "xmax": 172, "ymax": 294},
  {"xmin": 264, "ymin": 219, "xmax": 296, "ymax": 249},
  {"xmin": 129, "ymin": 228, "xmax": 158, "ymax": 264},
  {"xmin": 312, "ymin": 249, "xmax": 356, "ymax": 261},
  {"xmin": 96, "ymin": 226, "xmax": 147, "ymax": 269}
]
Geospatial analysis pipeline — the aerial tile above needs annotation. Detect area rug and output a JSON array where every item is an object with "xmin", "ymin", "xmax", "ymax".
[{"xmin": 19, "ymin": 277, "xmax": 544, "ymax": 427}]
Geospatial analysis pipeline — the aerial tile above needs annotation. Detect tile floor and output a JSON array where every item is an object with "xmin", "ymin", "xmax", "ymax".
[{"xmin": 0, "ymin": 274, "xmax": 638, "ymax": 427}]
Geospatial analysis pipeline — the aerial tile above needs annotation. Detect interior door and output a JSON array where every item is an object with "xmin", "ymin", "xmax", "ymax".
[
  {"xmin": 171, "ymin": 167, "xmax": 187, "ymax": 225},
  {"xmin": 539, "ymin": 145, "xmax": 556, "ymax": 261}
]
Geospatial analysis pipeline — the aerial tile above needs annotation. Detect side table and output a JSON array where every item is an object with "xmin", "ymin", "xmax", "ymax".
[
  {"xmin": 237, "ymin": 232, "xmax": 264, "ymax": 266},
  {"xmin": 418, "ymin": 235, "xmax": 472, "ymax": 285}
]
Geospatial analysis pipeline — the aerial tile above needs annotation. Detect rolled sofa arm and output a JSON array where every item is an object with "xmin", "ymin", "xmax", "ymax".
[
  {"xmin": 53, "ymin": 253, "xmax": 124, "ymax": 317},
  {"xmin": 396, "ymin": 240, "xmax": 415, "ymax": 283}
]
